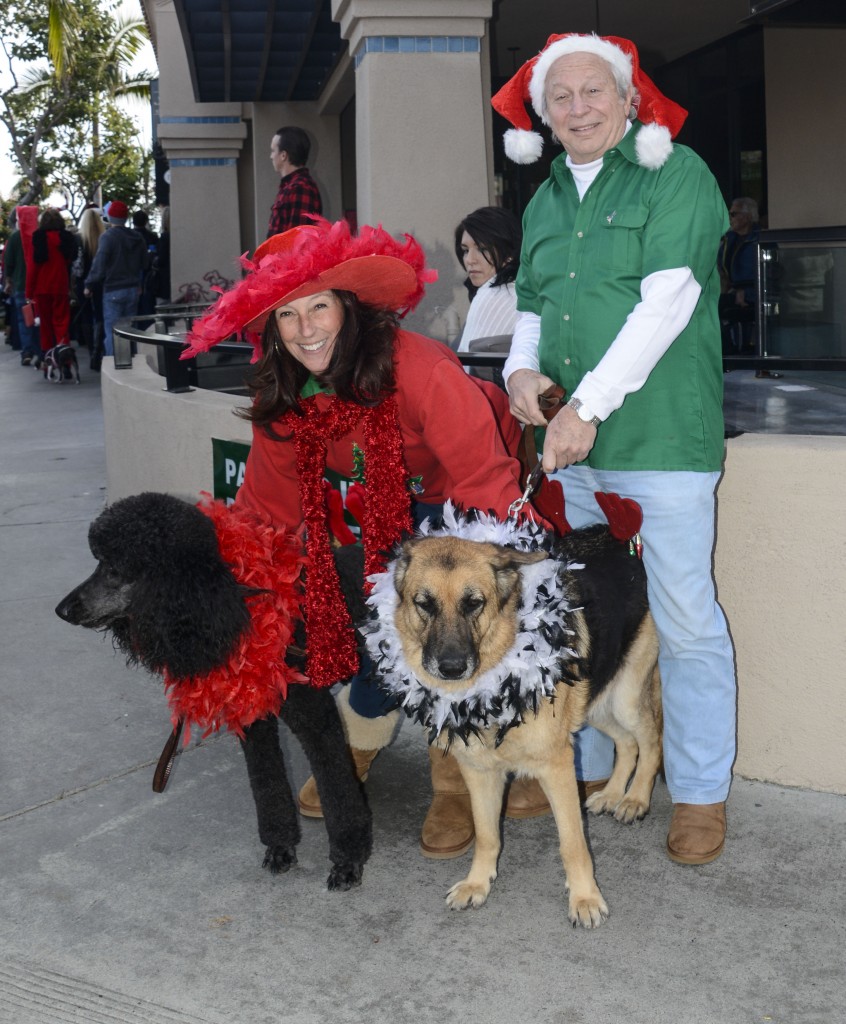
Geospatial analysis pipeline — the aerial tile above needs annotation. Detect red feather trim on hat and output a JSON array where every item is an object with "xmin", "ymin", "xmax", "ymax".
[
  {"xmin": 183, "ymin": 218, "xmax": 437, "ymax": 362},
  {"xmin": 163, "ymin": 497, "xmax": 308, "ymax": 742}
]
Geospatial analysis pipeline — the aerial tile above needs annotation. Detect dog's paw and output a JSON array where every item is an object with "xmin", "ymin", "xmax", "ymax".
[
  {"xmin": 611, "ymin": 794, "xmax": 650, "ymax": 824},
  {"xmin": 584, "ymin": 787, "xmax": 624, "ymax": 817},
  {"xmin": 326, "ymin": 861, "xmax": 364, "ymax": 892},
  {"xmin": 263, "ymin": 845, "xmax": 297, "ymax": 874},
  {"xmin": 445, "ymin": 878, "xmax": 491, "ymax": 911},
  {"xmin": 567, "ymin": 891, "xmax": 609, "ymax": 929}
]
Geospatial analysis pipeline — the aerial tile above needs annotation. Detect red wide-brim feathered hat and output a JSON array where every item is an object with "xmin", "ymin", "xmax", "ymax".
[
  {"xmin": 491, "ymin": 32, "xmax": 687, "ymax": 170},
  {"xmin": 183, "ymin": 217, "xmax": 438, "ymax": 361}
]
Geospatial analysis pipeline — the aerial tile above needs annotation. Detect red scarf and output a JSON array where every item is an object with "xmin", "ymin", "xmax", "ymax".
[{"xmin": 280, "ymin": 394, "xmax": 412, "ymax": 687}]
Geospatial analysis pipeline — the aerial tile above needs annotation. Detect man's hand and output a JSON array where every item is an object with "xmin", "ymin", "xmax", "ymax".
[
  {"xmin": 541, "ymin": 405, "xmax": 597, "ymax": 472},
  {"xmin": 506, "ymin": 368, "xmax": 558, "ymax": 426}
]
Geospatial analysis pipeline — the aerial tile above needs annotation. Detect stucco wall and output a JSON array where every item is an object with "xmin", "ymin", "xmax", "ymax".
[
  {"xmin": 716, "ymin": 433, "xmax": 846, "ymax": 793},
  {"xmin": 101, "ymin": 356, "xmax": 846, "ymax": 794}
]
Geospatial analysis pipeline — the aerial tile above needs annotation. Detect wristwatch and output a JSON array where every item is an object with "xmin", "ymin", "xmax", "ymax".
[{"xmin": 567, "ymin": 397, "xmax": 601, "ymax": 429}]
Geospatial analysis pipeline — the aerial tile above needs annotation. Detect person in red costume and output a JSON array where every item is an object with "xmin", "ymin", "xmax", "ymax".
[
  {"xmin": 184, "ymin": 217, "xmax": 550, "ymax": 860},
  {"xmin": 27, "ymin": 208, "xmax": 78, "ymax": 360}
]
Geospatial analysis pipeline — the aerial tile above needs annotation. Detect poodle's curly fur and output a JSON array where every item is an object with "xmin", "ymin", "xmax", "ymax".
[{"xmin": 56, "ymin": 492, "xmax": 372, "ymax": 891}]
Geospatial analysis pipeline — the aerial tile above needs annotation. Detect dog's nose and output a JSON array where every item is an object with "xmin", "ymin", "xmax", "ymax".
[
  {"xmin": 55, "ymin": 594, "xmax": 78, "ymax": 623},
  {"xmin": 437, "ymin": 655, "xmax": 469, "ymax": 679}
]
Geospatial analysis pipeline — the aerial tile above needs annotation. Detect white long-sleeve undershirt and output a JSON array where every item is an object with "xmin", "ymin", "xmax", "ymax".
[{"xmin": 503, "ymin": 267, "xmax": 702, "ymax": 421}]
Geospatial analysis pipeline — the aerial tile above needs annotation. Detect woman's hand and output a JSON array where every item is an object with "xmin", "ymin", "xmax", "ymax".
[
  {"xmin": 506, "ymin": 368, "xmax": 558, "ymax": 426},
  {"xmin": 541, "ymin": 406, "xmax": 597, "ymax": 472}
]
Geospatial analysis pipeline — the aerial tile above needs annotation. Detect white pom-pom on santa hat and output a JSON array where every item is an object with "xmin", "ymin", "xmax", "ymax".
[
  {"xmin": 634, "ymin": 121, "xmax": 674, "ymax": 171},
  {"xmin": 503, "ymin": 128, "xmax": 545, "ymax": 165},
  {"xmin": 491, "ymin": 32, "xmax": 687, "ymax": 170}
]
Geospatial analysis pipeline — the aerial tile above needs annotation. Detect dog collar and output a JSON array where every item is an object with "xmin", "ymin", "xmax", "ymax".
[{"xmin": 364, "ymin": 503, "xmax": 582, "ymax": 746}]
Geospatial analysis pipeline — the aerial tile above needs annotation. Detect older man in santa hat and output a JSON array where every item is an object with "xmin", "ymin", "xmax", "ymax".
[{"xmin": 496, "ymin": 33, "xmax": 734, "ymax": 866}]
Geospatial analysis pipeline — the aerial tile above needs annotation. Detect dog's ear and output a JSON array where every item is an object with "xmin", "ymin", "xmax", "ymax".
[
  {"xmin": 392, "ymin": 539, "xmax": 420, "ymax": 597},
  {"xmin": 491, "ymin": 546, "xmax": 548, "ymax": 609},
  {"xmin": 131, "ymin": 558, "xmax": 252, "ymax": 680}
]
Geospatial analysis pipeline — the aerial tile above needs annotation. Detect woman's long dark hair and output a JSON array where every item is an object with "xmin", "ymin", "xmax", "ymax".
[
  {"xmin": 454, "ymin": 206, "xmax": 522, "ymax": 287},
  {"xmin": 239, "ymin": 289, "xmax": 399, "ymax": 433}
]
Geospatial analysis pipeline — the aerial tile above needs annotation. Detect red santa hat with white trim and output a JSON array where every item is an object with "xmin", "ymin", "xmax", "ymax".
[{"xmin": 491, "ymin": 33, "xmax": 687, "ymax": 171}]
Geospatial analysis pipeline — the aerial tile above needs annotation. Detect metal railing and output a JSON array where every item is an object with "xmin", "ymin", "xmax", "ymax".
[{"xmin": 112, "ymin": 307, "xmax": 508, "ymax": 393}]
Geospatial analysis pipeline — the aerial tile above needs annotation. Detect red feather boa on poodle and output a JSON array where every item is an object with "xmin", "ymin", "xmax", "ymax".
[{"xmin": 163, "ymin": 497, "xmax": 309, "ymax": 742}]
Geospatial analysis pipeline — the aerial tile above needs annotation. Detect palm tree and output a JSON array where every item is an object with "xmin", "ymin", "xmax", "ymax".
[
  {"xmin": 87, "ymin": 11, "xmax": 156, "ymax": 207},
  {"xmin": 46, "ymin": 0, "xmax": 81, "ymax": 81},
  {"xmin": 1, "ymin": 0, "xmax": 153, "ymax": 205}
]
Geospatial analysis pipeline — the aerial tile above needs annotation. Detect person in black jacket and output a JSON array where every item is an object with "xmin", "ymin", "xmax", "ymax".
[{"xmin": 84, "ymin": 200, "xmax": 148, "ymax": 356}]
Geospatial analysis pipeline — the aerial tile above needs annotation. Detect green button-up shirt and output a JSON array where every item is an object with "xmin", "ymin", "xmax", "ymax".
[{"xmin": 516, "ymin": 123, "xmax": 729, "ymax": 471}]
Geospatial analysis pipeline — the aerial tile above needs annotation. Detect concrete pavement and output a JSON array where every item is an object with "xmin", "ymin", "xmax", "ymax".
[{"xmin": 1, "ymin": 343, "xmax": 845, "ymax": 1024}]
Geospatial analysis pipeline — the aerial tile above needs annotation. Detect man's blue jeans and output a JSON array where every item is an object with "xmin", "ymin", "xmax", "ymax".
[
  {"xmin": 552, "ymin": 465, "xmax": 737, "ymax": 805},
  {"xmin": 14, "ymin": 292, "xmax": 40, "ymax": 360},
  {"xmin": 102, "ymin": 287, "xmax": 139, "ymax": 356}
]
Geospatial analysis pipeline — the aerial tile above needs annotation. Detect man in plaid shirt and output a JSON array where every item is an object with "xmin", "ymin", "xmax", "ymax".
[{"xmin": 267, "ymin": 126, "xmax": 323, "ymax": 238}]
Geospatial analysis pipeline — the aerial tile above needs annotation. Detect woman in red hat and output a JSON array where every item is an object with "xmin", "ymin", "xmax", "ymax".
[{"xmin": 185, "ymin": 216, "xmax": 547, "ymax": 860}]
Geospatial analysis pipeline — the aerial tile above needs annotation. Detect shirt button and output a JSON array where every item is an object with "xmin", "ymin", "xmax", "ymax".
[
  {"xmin": 569, "ymin": 272, "xmax": 576, "ymax": 278},
  {"xmin": 577, "ymin": 232, "xmax": 584, "ymax": 238},
  {"xmin": 564, "ymin": 358, "xmax": 571, "ymax": 365},
  {"xmin": 563, "ymin": 314, "xmax": 570, "ymax": 321}
]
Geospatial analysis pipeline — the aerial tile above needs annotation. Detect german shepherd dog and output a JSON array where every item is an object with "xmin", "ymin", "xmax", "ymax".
[{"xmin": 374, "ymin": 521, "xmax": 662, "ymax": 928}]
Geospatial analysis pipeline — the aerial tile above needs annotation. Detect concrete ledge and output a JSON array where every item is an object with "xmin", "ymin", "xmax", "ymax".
[
  {"xmin": 102, "ymin": 349, "xmax": 252, "ymax": 503},
  {"xmin": 102, "ymin": 355, "xmax": 846, "ymax": 794}
]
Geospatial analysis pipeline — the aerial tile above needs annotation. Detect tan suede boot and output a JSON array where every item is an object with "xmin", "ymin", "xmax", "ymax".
[
  {"xmin": 666, "ymin": 802, "xmax": 726, "ymax": 865},
  {"xmin": 504, "ymin": 776, "xmax": 552, "ymax": 819},
  {"xmin": 298, "ymin": 746, "xmax": 379, "ymax": 819},
  {"xmin": 419, "ymin": 746, "xmax": 475, "ymax": 859},
  {"xmin": 297, "ymin": 686, "xmax": 400, "ymax": 819}
]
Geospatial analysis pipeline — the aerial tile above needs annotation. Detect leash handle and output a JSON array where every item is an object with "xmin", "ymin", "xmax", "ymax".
[{"xmin": 152, "ymin": 719, "xmax": 184, "ymax": 793}]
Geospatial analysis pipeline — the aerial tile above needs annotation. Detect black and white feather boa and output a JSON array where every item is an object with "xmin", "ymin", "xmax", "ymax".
[{"xmin": 363, "ymin": 503, "xmax": 584, "ymax": 746}]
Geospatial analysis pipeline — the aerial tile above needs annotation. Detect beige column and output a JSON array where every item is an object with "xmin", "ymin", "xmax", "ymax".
[
  {"xmin": 145, "ymin": 0, "xmax": 247, "ymax": 300},
  {"xmin": 332, "ymin": 0, "xmax": 494, "ymax": 337},
  {"xmin": 156, "ymin": 124, "xmax": 247, "ymax": 301}
]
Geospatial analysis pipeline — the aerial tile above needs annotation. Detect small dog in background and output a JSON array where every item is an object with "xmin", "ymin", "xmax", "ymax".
[{"xmin": 41, "ymin": 343, "xmax": 81, "ymax": 384}]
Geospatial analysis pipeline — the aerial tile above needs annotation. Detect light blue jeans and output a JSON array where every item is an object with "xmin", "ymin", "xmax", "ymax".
[
  {"xmin": 553, "ymin": 465, "xmax": 737, "ymax": 805},
  {"xmin": 102, "ymin": 287, "xmax": 139, "ymax": 356}
]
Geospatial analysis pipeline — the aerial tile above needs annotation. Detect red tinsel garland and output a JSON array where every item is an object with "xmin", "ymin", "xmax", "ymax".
[
  {"xmin": 280, "ymin": 394, "xmax": 413, "ymax": 687},
  {"xmin": 163, "ymin": 497, "xmax": 308, "ymax": 742}
]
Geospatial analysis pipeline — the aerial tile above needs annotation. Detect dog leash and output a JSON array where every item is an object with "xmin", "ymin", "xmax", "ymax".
[
  {"xmin": 150, "ymin": 642, "xmax": 310, "ymax": 793},
  {"xmin": 152, "ymin": 719, "xmax": 183, "ymax": 793},
  {"xmin": 508, "ymin": 460, "xmax": 545, "ymax": 520}
]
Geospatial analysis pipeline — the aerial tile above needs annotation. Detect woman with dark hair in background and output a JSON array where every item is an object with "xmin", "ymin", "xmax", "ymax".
[{"xmin": 454, "ymin": 206, "xmax": 522, "ymax": 354}]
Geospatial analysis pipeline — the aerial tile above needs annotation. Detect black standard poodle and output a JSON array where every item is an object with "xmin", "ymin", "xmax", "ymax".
[{"xmin": 55, "ymin": 491, "xmax": 372, "ymax": 891}]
